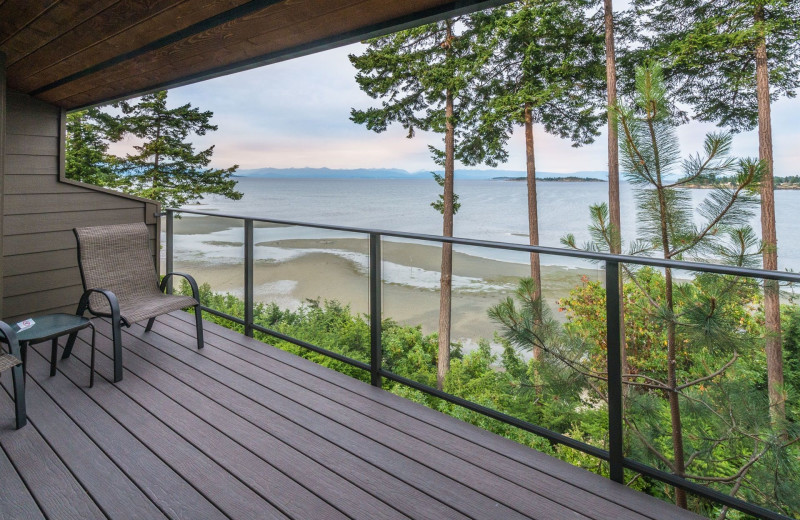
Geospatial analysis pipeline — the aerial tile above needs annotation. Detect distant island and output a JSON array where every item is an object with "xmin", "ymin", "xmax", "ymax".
[
  {"xmin": 493, "ymin": 176, "xmax": 605, "ymax": 182},
  {"xmin": 683, "ymin": 174, "xmax": 800, "ymax": 190},
  {"xmin": 236, "ymin": 167, "xmax": 608, "ymax": 181}
]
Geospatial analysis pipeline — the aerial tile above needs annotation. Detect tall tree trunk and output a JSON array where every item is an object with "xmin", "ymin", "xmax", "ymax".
[
  {"xmin": 524, "ymin": 103, "xmax": 542, "ymax": 362},
  {"xmin": 604, "ymin": 0, "xmax": 629, "ymax": 394},
  {"xmin": 437, "ymin": 88, "xmax": 455, "ymax": 391},
  {"xmin": 657, "ymin": 182, "xmax": 687, "ymax": 509},
  {"xmin": 604, "ymin": 0, "xmax": 621, "ymax": 251},
  {"xmin": 665, "ymin": 267, "xmax": 687, "ymax": 509},
  {"xmin": 754, "ymin": 4, "xmax": 784, "ymax": 423}
]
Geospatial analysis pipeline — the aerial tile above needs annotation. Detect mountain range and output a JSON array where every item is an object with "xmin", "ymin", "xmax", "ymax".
[{"xmin": 236, "ymin": 167, "xmax": 608, "ymax": 181}]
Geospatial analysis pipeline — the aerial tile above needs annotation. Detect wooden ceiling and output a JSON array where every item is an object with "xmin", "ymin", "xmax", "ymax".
[{"xmin": 0, "ymin": 0, "xmax": 506, "ymax": 110}]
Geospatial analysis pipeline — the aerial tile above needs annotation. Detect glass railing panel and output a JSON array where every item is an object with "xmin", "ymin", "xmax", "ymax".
[
  {"xmin": 250, "ymin": 221, "xmax": 370, "ymax": 373},
  {"xmin": 618, "ymin": 265, "xmax": 799, "ymax": 517},
  {"xmin": 379, "ymin": 237, "xmax": 445, "ymax": 390},
  {"xmin": 446, "ymin": 247, "xmax": 609, "ymax": 459},
  {"xmin": 167, "ymin": 214, "xmax": 245, "ymax": 322}
]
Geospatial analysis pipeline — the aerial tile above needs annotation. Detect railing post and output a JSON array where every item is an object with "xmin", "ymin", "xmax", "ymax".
[
  {"xmin": 369, "ymin": 233, "xmax": 382, "ymax": 387},
  {"xmin": 244, "ymin": 219, "xmax": 254, "ymax": 337},
  {"xmin": 166, "ymin": 210, "xmax": 174, "ymax": 294},
  {"xmin": 606, "ymin": 260, "xmax": 624, "ymax": 483}
]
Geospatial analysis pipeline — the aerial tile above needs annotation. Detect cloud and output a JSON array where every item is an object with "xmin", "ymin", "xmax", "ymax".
[{"xmin": 111, "ymin": 42, "xmax": 800, "ymax": 175}]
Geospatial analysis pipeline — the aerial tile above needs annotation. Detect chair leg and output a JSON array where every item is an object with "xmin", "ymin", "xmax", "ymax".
[
  {"xmin": 112, "ymin": 320, "xmax": 123, "ymax": 383},
  {"xmin": 62, "ymin": 332, "xmax": 77, "ymax": 359},
  {"xmin": 89, "ymin": 324, "xmax": 96, "ymax": 388},
  {"xmin": 11, "ymin": 363, "xmax": 26, "ymax": 429},
  {"xmin": 64, "ymin": 294, "xmax": 90, "ymax": 360},
  {"xmin": 195, "ymin": 305, "xmax": 204, "ymax": 350},
  {"xmin": 145, "ymin": 317, "xmax": 156, "ymax": 332},
  {"xmin": 49, "ymin": 338, "xmax": 58, "ymax": 377}
]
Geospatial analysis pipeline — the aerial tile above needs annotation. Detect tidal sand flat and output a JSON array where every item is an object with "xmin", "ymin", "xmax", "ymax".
[{"xmin": 166, "ymin": 220, "xmax": 603, "ymax": 344}]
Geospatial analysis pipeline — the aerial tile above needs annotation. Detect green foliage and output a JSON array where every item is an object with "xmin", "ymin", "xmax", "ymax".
[
  {"xmin": 65, "ymin": 109, "xmax": 128, "ymax": 188},
  {"xmin": 180, "ymin": 268, "xmax": 800, "ymax": 517},
  {"xmin": 111, "ymin": 91, "xmax": 242, "ymax": 207},
  {"xmin": 66, "ymin": 92, "xmax": 241, "ymax": 208},
  {"xmin": 630, "ymin": 0, "xmax": 800, "ymax": 132},
  {"xmin": 430, "ymin": 172, "xmax": 460, "ymax": 215},
  {"xmin": 609, "ymin": 64, "xmax": 764, "ymax": 263},
  {"xmin": 783, "ymin": 306, "xmax": 800, "ymax": 420},
  {"xmin": 549, "ymin": 64, "xmax": 797, "ymax": 514},
  {"xmin": 463, "ymin": 1, "xmax": 606, "ymax": 156},
  {"xmin": 491, "ymin": 274, "xmax": 799, "ymax": 516}
]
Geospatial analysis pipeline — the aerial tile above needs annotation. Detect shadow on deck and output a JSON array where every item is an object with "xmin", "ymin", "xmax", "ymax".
[{"xmin": 0, "ymin": 312, "xmax": 701, "ymax": 519}]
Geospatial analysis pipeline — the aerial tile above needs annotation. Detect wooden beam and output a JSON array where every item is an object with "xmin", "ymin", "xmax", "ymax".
[
  {"xmin": 26, "ymin": 0, "xmax": 276, "ymax": 97},
  {"xmin": 0, "ymin": 1, "xmax": 59, "ymax": 47},
  {"xmin": 46, "ymin": 0, "xmax": 510, "ymax": 109},
  {"xmin": 1, "ymin": 0, "xmax": 118, "ymax": 68},
  {"xmin": 10, "ymin": 0, "xmax": 250, "ymax": 94}
]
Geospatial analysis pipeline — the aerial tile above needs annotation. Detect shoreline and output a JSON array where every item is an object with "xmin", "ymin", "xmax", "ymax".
[{"xmin": 166, "ymin": 229, "xmax": 603, "ymax": 344}]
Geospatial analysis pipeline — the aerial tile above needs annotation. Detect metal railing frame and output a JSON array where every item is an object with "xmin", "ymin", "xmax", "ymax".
[{"xmin": 164, "ymin": 208, "xmax": 798, "ymax": 520}]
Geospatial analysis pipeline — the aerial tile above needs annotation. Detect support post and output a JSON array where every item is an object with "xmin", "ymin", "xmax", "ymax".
[
  {"xmin": 606, "ymin": 260, "xmax": 624, "ymax": 483},
  {"xmin": 244, "ymin": 219, "xmax": 254, "ymax": 337},
  {"xmin": 369, "ymin": 233, "xmax": 382, "ymax": 387},
  {"xmin": 166, "ymin": 210, "xmax": 174, "ymax": 293}
]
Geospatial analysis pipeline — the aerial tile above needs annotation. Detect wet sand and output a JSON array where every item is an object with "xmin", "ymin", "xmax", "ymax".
[{"xmin": 166, "ymin": 217, "xmax": 603, "ymax": 343}]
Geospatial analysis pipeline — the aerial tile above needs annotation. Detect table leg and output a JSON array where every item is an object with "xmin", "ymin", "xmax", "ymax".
[
  {"xmin": 50, "ymin": 338, "xmax": 58, "ymax": 377},
  {"xmin": 20, "ymin": 342, "xmax": 27, "ymax": 384}
]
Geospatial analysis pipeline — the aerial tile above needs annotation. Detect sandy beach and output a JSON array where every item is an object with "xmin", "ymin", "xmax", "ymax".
[{"xmin": 166, "ymin": 216, "xmax": 603, "ymax": 345}]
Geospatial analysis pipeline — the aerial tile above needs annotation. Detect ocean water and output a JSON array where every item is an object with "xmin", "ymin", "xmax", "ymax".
[{"xmin": 185, "ymin": 177, "xmax": 800, "ymax": 272}]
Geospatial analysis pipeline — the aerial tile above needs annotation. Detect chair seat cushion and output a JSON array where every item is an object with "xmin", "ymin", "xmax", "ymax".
[{"xmin": 92, "ymin": 292, "xmax": 198, "ymax": 326}]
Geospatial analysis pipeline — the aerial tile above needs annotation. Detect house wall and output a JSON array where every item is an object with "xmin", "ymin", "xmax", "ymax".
[
  {"xmin": 0, "ymin": 53, "xmax": 6, "ymax": 320},
  {"xmin": 2, "ymin": 89, "xmax": 159, "ymax": 322}
]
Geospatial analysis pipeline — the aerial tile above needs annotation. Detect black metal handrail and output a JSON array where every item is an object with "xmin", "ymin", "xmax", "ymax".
[{"xmin": 164, "ymin": 208, "xmax": 798, "ymax": 520}]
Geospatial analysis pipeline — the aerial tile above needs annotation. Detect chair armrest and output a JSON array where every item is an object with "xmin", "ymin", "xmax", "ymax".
[
  {"xmin": 0, "ymin": 321, "xmax": 22, "ymax": 358},
  {"xmin": 160, "ymin": 272, "xmax": 201, "ymax": 302},
  {"xmin": 78, "ymin": 288, "xmax": 122, "ymax": 325}
]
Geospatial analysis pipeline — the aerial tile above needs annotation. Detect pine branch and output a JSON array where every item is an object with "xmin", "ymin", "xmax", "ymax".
[
  {"xmin": 669, "ymin": 182, "xmax": 748, "ymax": 257},
  {"xmin": 676, "ymin": 352, "xmax": 738, "ymax": 390}
]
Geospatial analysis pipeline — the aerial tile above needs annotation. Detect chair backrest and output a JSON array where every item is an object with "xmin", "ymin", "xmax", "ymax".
[{"xmin": 74, "ymin": 222, "xmax": 160, "ymax": 304}]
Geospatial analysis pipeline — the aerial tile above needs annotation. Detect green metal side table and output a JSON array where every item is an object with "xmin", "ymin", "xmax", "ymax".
[{"xmin": 14, "ymin": 314, "xmax": 96, "ymax": 388}]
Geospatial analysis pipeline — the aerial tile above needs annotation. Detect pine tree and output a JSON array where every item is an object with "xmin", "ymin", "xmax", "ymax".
[
  {"xmin": 632, "ymin": 0, "xmax": 800, "ymax": 424},
  {"xmin": 65, "ymin": 108, "xmax": 127, "ymax": 189},
  {"xmin": 350, "ymin": 17, "xmax": 504, "ymax": 390},
  {"xmin": 467, "ymin": 1, "xmax": 605, "ymax": 315},
  {"xmin": 499, "ymin": 65, "xmax": 799, "ymax": 516},
  {"xmin": 611, "ymin": 63, "xmax": 764, "ymax": 509},
  {"xmin": 113, "ymin": 91, "xmax": 241, "ymax": 207}
]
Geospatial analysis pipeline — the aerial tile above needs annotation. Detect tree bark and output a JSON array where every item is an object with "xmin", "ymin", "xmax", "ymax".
[
  {"xmin": 524, "ymin": 103, "xmax": 542, "ymax": 362},
  {"xmin": 437, "ymin": 87, "xmax": 455, "ymax": 391},
  {"xmin": 603, "ymin": 0, "xmax": 630, "ymax": 390},
  {"xmin": 754, "ymin": 3, "xmax": 784, "ymax": 423},
  {"xmin": 604, "ymin": 0, "xmax": 629, "ymax": 394},
  {"xmin": 656, "ymin": 164, "xmax": 686, "ymax": 508},
  {"xmin": 665, "ymin": 268, "xmax": 687, "ymax": 509},
  {"xmin": 604, "ymin": 0, "xmax": 621, "ymax": 253}
]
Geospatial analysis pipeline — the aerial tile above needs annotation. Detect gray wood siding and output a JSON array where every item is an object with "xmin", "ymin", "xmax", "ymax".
[
  {"xmin": 1, "ymin": 53, "xmax": 7, "ymax": 319},
  {"xmin": 2, "ymin": 90, "xmax": 159, "ymax": 322}
]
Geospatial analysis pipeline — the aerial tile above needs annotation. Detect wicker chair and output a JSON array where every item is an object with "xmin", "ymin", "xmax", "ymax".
[
  {"xmin": 62, "ymin": 222, "xmax": 203, "ymax": 382},
  {"xmin": 0, "ymin": 321, "xmax": 26, "ymax": 429}
]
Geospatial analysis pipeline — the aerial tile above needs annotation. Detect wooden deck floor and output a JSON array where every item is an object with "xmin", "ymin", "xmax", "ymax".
[{"xmin": 0, "ymin": 311, "xmax": 702, "ymax": 520}]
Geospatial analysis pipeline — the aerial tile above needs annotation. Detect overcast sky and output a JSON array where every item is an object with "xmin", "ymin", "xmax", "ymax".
[{"xmin": 113, "ymin": 42, "xmax": 800, "ymax": 176}]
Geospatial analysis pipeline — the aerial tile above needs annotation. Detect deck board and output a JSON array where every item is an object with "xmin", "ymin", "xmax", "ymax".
[
  {"xmin": 0, "ymin": 371, "xmax": 168, "ymax": 520},
  {"xmin": 11, "ymin": 348, "xmax": 228, "ymax": 520},
  {"xmin": 0, "ymin": 432, "xmax": 44, "ymax": 520},
  {"xmin": 0, "ymin": 312, "xmax": 704, "ymax": 520},
  {"xmin": 0, "ymin": 387, "xmax": 105, "ymax": 520}
]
